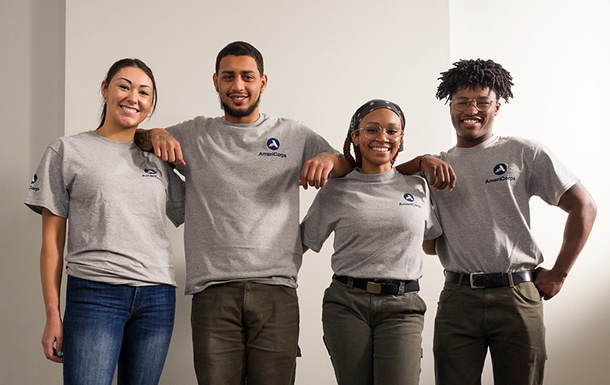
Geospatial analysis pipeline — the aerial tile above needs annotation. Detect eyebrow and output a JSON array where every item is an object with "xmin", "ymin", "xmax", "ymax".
[
  {"xmin": 117, "ymin": 77, "xmax": 152, "ymax": 89},
  {"xmin": 220, "ymin": 70, "xmax": 256, "ymax": 75},
  {"xmin": 363, "ymin": 121, "xmax": 401, "ymax": 126}
]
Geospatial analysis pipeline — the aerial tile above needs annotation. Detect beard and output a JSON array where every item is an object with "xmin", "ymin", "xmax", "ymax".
[{"xmin": 220, "ymin": 93, "xmax": 262, "ymax": 119}]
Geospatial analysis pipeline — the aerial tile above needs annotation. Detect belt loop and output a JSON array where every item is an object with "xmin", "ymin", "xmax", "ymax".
[
  {"xmin": 346, "ymin": 277, "xmax": 354, "ymax": 289},
  {"xmin": 457, "ymin": 273, "xmax": 464, "ymax": 290},
  {"xmin": 398, "ymin": 281, "xmax": 405, "ymax": 295},
  {"xmin": 508, "ymin": 272, "xmax": 515, "ymax": 288}
]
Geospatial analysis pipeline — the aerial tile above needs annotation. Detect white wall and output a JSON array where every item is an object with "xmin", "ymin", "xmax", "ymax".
[
  {"xmin": 3, "ymin": 0, "xmax": 608, "ymax": 384},
  {"xmin": 450, "ymin": 1, "xmax": 610, "ymax": 383}
]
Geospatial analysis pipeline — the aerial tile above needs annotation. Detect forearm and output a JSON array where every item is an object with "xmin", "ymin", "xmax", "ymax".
[
  {"xmin": 329, "ymin": 154, "xmax": 353, "ymax": 178},
  {"xmin": 422, "ymin": 239, "xmax": 437, "ymax": 255},
  {"xmin": 552, "ymin": 185, "xmax": 597, "ymax": 277},
  {"xmin": 40, "ymin": 209, "xmax": 66, "ymax": 318},
  {"xmin": 134, "ymin": 129, "xmax": 153, "ymax": 152},
  {"xmin": 41, "ymin": 254, "xmax": 62, "ymax": 318},
  {"xmin": 395, "ymin": 156, "xmax": 422, "ymax": 175}
]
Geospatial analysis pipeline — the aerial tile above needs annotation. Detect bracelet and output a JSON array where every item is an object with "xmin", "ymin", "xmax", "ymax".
[{"xmin": 419, "ymin": 154, "xmax": 430, "ymax": 169}]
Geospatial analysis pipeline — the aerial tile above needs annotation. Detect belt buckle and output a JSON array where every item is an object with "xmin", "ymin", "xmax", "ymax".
[
  {"xmin": 469, "ymin": 272, "xmax": 486, "ymax": 289},
  {"xmin": 366, "ymin": 281, "xmax": 382, "ymax": 294}
]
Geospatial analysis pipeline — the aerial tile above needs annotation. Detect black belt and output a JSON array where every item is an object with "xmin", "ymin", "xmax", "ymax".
[
  {"xmin": 333, "ymin": 274, "xmax": 419, "ymax": 295},
  {"xmin": 445, "ymin": 270, "xmax": 536, "ymax": 289}
]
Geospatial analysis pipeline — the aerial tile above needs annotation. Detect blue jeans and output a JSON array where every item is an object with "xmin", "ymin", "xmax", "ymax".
[{"xmin": 63, "ymin": 276, "xmax": 176, "ymax": 385}]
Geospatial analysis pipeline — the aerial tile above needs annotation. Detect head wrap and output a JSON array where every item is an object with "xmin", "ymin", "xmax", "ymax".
[{"xmin": 347, "ymin": 99, "xmax": 406, "ymax": 152}]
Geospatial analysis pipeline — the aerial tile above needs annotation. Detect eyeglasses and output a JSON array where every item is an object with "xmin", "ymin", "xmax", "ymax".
[
  {"xmin": 356, "ymin": 124, "xmax": 403, "ymax": 142},
  {"xmin": 452, "ymin": 97, "xmax": 496, "ymax": 112}
]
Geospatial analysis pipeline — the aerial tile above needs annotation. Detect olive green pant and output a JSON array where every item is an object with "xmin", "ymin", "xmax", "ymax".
[
  {"xmin": 434, "ymin": 282, "xmax": 546, "ymax": 385},
  {"xmin": 191, "ymin": 282, "xmax": 300, "ymax": 385},
  {"xmin": 322, "ymin": 280, "xmax": 426, "ymax": 385}
]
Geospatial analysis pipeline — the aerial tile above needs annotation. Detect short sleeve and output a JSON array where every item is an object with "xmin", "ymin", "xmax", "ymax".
[
  {"xmin": 300, "ymin": 187, "xmax": 336, "ymax": 252},
  {"xmin": 529, "ymin": 143, "xmax": 579, "ymax": 206},
  {"xmin": 24, "ymin": 142, "xmax": 69, "ymax": 218},
  {"xmin": 301, "ymin": 125, "xmax": 339, "ymax": 166},
  {"xmin": 164, "ymin": 164, "xmax": 185, "ymax": 227}
]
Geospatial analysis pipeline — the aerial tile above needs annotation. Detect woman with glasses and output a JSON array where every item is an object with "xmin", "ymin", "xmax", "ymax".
[
  {"xmin": 25, "ymin": 58, "xmax": 184, "ymax": 385},
  {"xmin": 300, "ymin": 99, "xmax": 441, "ymax": 385}
]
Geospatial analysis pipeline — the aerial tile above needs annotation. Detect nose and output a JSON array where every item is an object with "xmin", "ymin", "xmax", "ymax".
[
  {"xmin": 126, "ymin": 88, "xmax": 138, "ymax": 103},
  {"xmin": 464, "ymin": 101, "xmax": 479, "ymax": 114},
  {"xmin": 231, "ymin": 77, "xmax": 245, "ymax": 91},
  {"xmin": 376, "ymin": 130, "xmax": 391, "ymax": 142}
]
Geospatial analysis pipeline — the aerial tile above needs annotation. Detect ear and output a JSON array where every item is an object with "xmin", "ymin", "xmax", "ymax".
[
  {"xmin": 350, "ymin": 131, "xmax": 359, "ymax": 145},
  {"xmin": 212, "ymin": 73, "xmax": 219, "ymax": 92},
  {"xmin": 260, "ymin": 74, "xmax": 268, "ymax": 93},
  {"xmin": 494, "ymin": 101, "xmax": 501, "ymax": 116},
  {"xmin": 101, "ymin": 80, "xmax": 108, "ymax": 100}
]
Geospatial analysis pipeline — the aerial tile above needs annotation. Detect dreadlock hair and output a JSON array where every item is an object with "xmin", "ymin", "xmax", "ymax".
[
  {"xmin": 436, "ymin": 59, "xmax": 514, "ymax": 103},
  {"xmin": 343, "ymin": 137, "xmax": 362, "ymax": 169}
]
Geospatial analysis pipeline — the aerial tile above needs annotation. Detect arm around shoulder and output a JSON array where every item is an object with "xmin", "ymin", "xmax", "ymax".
[
  {"xmin": 395, "ymin": 155, "xmax": 456, "ymax": 191},
  {"xmin": 134, "ymin": 128, "xmax": 186, "ymax": 166},
  {"xmin": 300, "ymin": 153, "xmax": 353, "ymax": 190}
]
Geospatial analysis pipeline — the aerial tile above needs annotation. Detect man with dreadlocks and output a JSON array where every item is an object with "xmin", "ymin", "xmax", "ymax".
[{"xmin": 423, "ymin": 59, "xmax": 597, "ymax": 385}]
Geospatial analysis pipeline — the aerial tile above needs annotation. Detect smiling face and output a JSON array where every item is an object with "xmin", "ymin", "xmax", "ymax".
[
  {"xmin": 351, "ymin": 108, "xmax": 403, "ymax": 174},
  {"xmin": 100, "ymin": 66, "xmax": 154, "ymax": 132},
  {"xmin": 450, "ymin": 85, "xmax": 501, "ymax": 147},
  {"xmin": 213, "ymin": 55, "xmax": 268, "ymax": 124}
]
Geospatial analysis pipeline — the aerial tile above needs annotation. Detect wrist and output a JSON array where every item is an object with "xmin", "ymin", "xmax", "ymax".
[
  {"xmin": 45, "ymin": 304, "xmax": 61, "ymax": 317},
  {"xmin": 419, "ymin": 154, "xmax": 430, "ymax": 170}
]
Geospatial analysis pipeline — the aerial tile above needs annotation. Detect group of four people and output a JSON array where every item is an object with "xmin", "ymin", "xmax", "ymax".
[{"xmin": 25, "ymin": 41, "xmax": 596, "ymax": 385}]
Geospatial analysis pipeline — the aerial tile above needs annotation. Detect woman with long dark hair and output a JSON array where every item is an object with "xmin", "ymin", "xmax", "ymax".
[{"xmin": 25, "ymin": 58, "xmax": 184, "ymax": 385}]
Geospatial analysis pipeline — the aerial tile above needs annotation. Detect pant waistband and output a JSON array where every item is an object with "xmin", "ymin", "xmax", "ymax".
[
  {"xmin": 333, "ymin": 274, "xmax": 419, "ymax": 295},
  {"xmin": 444, "ymin": 270, "xmax": 536, "ymax": 289}
]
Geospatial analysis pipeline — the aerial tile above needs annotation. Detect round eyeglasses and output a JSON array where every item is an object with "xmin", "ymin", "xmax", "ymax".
[
  {"xmin": 452, "ymin": 97, "xmax": 496, "ymax": 112},
  {"xmin": 356, "ymin": 124, "xmax": 403, "ymax": 142}
]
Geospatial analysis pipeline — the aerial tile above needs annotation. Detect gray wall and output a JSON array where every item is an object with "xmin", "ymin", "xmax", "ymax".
[
  {"xmin": 1, "ymin": 0, "xmax": 65, "ymax": 384},
  {"xmin": 2, "ymin": 0, "xmax": 609, "ymax": 384}
]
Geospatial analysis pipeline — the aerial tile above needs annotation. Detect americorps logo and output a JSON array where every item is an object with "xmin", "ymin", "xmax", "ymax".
[
  {"xmin": 267, "ymin": 138, "xmax": 280, "ymax": 151},
  {"xmin": 258, "ymin": 137, "xmax": 287, "ymax": 159},
  {"xmin": 493, "ymin": 163, "xmax": 508, "ymax": 175},
  {"xmin": 142, "ymin": 168, "xmax": 161, "ymax": 181},
  {"xmin": 486, "ymin": 163, "xmax": 516, "ymax": 184},
  {"xmin": 29, "ymin": 174, "xmax": 40, "ymax": 191},
  {"xmin": 399, "ymin": 192, "xmax": 421, "ymax": 208}
]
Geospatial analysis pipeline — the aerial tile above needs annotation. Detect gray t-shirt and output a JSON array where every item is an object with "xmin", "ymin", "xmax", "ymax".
[
  {"xmin": 25, "ymin": 131, "xmax": 185, "ymax": 287},
  {"xmin": 300, "ymin": 169, "xmax": 442, "ymax": 281},
  {"xmin": 430, "ymin": 135, "xmax": 579, "ymax": 273},
  {"xmin": 167, "ymin": 114, "xmax": 336, "ymax": 294}
]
